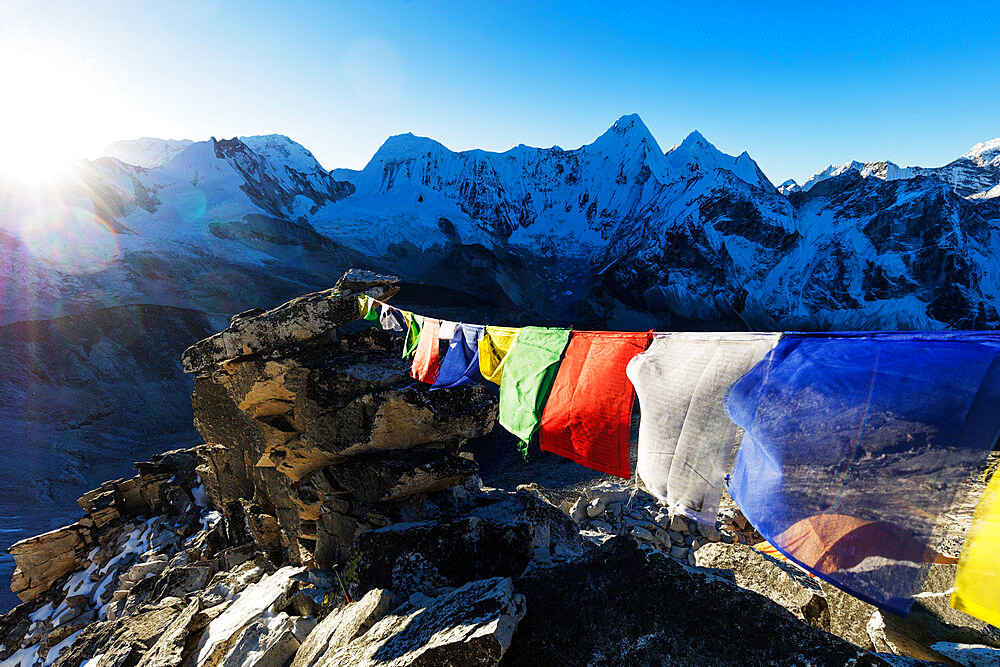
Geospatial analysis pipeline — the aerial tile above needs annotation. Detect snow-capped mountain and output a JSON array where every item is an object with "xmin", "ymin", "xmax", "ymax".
[
  {"xmin": 7, "ymin": 116, "xmax": 1000, "ymax": 330},
  {"xmin": 798, "ymin": 137, "xmax": 1000, "ymax": 198}
]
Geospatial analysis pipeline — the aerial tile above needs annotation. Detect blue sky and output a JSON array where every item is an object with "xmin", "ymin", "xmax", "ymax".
[{"xmin": 1, "ymin": 0, "xmax": 999, "ymax": 184}]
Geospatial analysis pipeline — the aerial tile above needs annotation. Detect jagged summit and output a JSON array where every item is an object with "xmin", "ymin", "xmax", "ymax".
[{"xmin": 665, "ymin": 130, "xmax": 775, "ymax": 192}]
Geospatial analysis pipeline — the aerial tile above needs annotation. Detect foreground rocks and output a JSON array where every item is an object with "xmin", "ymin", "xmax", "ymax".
[{"xmin": 3, "ymin": 269, "xmax": 995, "ymax": 666}]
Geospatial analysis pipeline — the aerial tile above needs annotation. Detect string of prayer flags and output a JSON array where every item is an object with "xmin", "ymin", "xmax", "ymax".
[
  {"xmin": 539, "ymin": 331, "xmax": 651, "ymax": 478},
  {"xmin": 479, "ymin": 326, "xmax": 520, "ymax": 385},
  {"xmin": 628, "ymin": 333, "xmax": 779, "ymax": 524},
  {"xmin": 725, "ymin": 332, "xmax": 1000, "ymax": 616},
  {"xmin": 410, "ymin": 317, "xmax": 442, "ymax": 384},
  {"xmin": 432, "ymin": 324, "xmax": 487, "ymax": 389},
  {"xmin": 951, "ymin": 470, "xmax": 1000, "ymax": 627},
  {"xmin": 497, "ymin": 326, "xmax": 572, "ymax": 456}
]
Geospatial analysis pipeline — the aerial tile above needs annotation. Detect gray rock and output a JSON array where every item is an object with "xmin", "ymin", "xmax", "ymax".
[
  {"xmin": 930, "ymin": 642, "xmax": 1000, "ymax": 666},
  {"xmin": 181, "ymin": 274, "xmax": 399, "ymax": 374},
  {"xmin": 669, "ymin": 514, "xmax": 689, "ymax": 533},
  {"xmin": 569, "ymin": 497, "xmax": 588, "ymax": 523},
  {"xmin": 192, "ymin": 566, "xmax": 304, "ymax": 667},
  {"xmin": 319, "ymin": 578, "xmax": 525, "ymax": 666},
  {"xmin": 669, "ymin": 545, "xmax": 689, "ymax": 559},
  {"xmin": 290, "ymin": 586, "xmax": 397, "ymax": 667},
  {"xmin": 631, "ymin": 526, "xmax": 654, "ymax": 542},
  {"xmin": 218, "ymin": 614, "xmax": 315, "ymax": 667},
  {"xmin": 586, "ymin": 498, "xmax": 606, "ymax": 518},
  {"xmin": 505, "ymin": 537, "xmax": 889, "ymax": 666},
  {"xmin": 865, "ymin": 564, "xmax": 1000, "ymax": 663}
]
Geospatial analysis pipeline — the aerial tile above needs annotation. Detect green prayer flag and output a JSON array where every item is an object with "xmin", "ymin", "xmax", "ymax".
[
  {"xmin": 497, "ymin": 326, "xmax": 572, "ymax": 456},
  {"xmin": 358, "ymin": 295, "xmax": 381, "ymax": 323},
  {"xmin": 402, "ymin": 312, "xmax": 423, "ymax": 359}
]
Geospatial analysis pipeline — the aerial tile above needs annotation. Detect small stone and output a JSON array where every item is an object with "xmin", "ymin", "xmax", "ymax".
[
  {"xmin": 653, "ymin": 513, "xmax": 671, "ymax": 529},
  {"xmin": 687, "ymin": 553, "xmax": 697, "ymax": 566},
  {"xmin": 668, "ymin": 531, "xmax": 684, "ymax": 545},
  {"xmin": 631, "ymin": 527, "xmax": 654, "ymax": 542},
  {"xmin": 570, "ymin": 498, "xmax": 588, "ymax": 524},
  {"xmin": 691, "ymin": 537, "xmax": 706, "ymax": 551},
  {"xmin": 669, "ymin": 545, "xmax": 689, "ymax": 560},
  {"xmin": 591, "ymin": 520, "xmax": 615, "ymax": 534},
  {"xmin": 697, "ymin": 523, "xmax": 721, "ymax": 542},
  {"xmin": 586, "ymin": 498, "xmax": 605, "ymax": 518},
  {"xmin": 605, "ymin": 503, "xmax": 622, "ymax": 518},
  {"xmin": 669, "ymin": 515, "xmax": 688, "ymax": 533}
]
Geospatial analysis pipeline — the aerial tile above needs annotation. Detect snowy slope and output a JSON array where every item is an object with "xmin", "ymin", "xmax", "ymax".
[{"xmin": 100, "ymin": 138, "xmax": 194, "ymax": 168}]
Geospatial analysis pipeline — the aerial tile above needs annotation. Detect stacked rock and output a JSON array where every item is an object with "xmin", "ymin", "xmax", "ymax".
[{"xmin": 179, "ymin": 270, "xmax": 498, "ymax": 570}]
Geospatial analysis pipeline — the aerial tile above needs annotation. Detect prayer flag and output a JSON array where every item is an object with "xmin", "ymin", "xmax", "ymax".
[
  {"xmin": 539, "ymin": 331, "xmax": 651, "ymax": 478},
  {"xmin": 726, "ymin": 332, "xmax": 1000, "ymax": 616},
  {"xmin": 479, "ymin": 326, "xmax": 520, "ymax": 385},
  {"xmin": 497, "ymin": 326, "xmax": 572, "ymax": 455},
  {"xmin": 628, "ymin": 333, "xmax": 779, "ymax": 524},
  {"xmin": 410, "ymin": 317, "xmax": 442, "ymax": 384},
  {"xmin": 952, "ymin": 470, "xmax": 1000, "ymax": 627},
  {"xmin": 432, "ymin": 324, "xmax": 486, "ymax": 389}
]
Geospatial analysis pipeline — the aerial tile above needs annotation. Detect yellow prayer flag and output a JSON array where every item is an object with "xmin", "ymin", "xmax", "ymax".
[
  {"xmin": 479, "ymin": 326, "xmax": 520, "ymax": 385},
  {"xmin": 952, "ymin": 469, "xmax": 1000, "ymax": 626}
]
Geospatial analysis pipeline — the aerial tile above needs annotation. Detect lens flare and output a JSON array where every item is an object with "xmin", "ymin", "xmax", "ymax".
[{"xmin": 20, "ymin": 205, "xmax": 119, "ymax": 274}]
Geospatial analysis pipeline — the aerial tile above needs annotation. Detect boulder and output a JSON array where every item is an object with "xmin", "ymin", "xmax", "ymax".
[
  {"xmin": 8, "ymin": 525, "xmax": 89, "ymax": 602},
  {"xmin": 135, "ymin": 599, "xmax": 204, "ymax": 667},
  {"xmin": 217, "ymin": 613, "xmax": 316, "ymax": 667},
  {"xmin": 291, "ymin": 588, "xmax": 398, "ymax": 667},
  {"xmin": 346, "ymin": 518, "xmax": 535, "ymax": 597},
  {"xmin": 193, "ymin": 566, "xmax": 304, "ymax": 667},
  {"xmin": 505, "ymin": 537, "xmax": 891, "ymax": 666},
  {"xmin": 319, "ymin": 578, "xmax": 525, "ymax": 666},
  {"xmin": 323, "ymin": 450, "xmax": 480, "ymax": 503}
]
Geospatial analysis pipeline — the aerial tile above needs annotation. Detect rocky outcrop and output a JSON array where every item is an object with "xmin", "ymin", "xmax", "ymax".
[
  {"xmin": 505, "ymin": 537, "xmax": 891, "ymax": 666},
  {"xmin": 3, "ymin": 270, "xmax": 986, "ymax": 666},
  {"xmin": 180, "ymin": 269, "xmax": 399, "ymax": 374}
]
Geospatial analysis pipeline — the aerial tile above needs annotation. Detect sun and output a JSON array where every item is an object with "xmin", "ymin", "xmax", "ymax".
[{"xmin": 0, "ymin": 42, "xmax": 128, "ymax": 186}]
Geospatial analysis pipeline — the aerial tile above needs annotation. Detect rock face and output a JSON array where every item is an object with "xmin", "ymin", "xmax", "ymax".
[
  {"xmin": 2, "ymin": 270, "xmax": 984, "ymax": 666},
  {"xmin": 505, "ymin": 537, "xmax": 889, "ymax": 666}
]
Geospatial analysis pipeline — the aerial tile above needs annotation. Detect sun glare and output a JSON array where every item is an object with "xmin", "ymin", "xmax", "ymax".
[{"xmin": 0, "ymin": 43, "xmax": 128, "ymax": 185}]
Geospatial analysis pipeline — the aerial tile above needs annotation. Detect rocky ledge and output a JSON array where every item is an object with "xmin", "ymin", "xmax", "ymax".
[{"xmin": 3, "ymin": 270, "xmax": 999, "ymax": 666}]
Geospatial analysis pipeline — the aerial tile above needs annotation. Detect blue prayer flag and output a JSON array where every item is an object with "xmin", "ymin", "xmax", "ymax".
[
  {"xmin": 726, "ymin": 332, "xmax": 1000, "ymax": 616},
  {"xmin": 432, "ymin": 324, "xmax": 486, "ymax": 389}
]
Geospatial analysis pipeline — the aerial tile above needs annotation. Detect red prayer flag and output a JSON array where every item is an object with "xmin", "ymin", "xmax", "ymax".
[
  {"xmin": 539, "ymin": 331, "xmax": 651, "ymax": 478},
  {"xmin": 410, "ymin": 317, "xmax": 442, "ymax": 384}
]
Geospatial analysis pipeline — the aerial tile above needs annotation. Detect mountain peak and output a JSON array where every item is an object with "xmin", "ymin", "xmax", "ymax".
[
  {"xmin": 664, "ymin": 130, "xmax": 774, "ymax": 192},
  {"xmin": 239, "ymin": 134, "xmax": 324, "ymax": 172},
  {"xmin": 963, "ymin": 138, "xmax": 1000, "ymax": 164},
  {"xmin": 370, "ymin": 132, "xmax": 449, "ymax": 162},
  {"xmin": 590, "ymin": 114, "xmax": 659, "ymax": 151}
]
